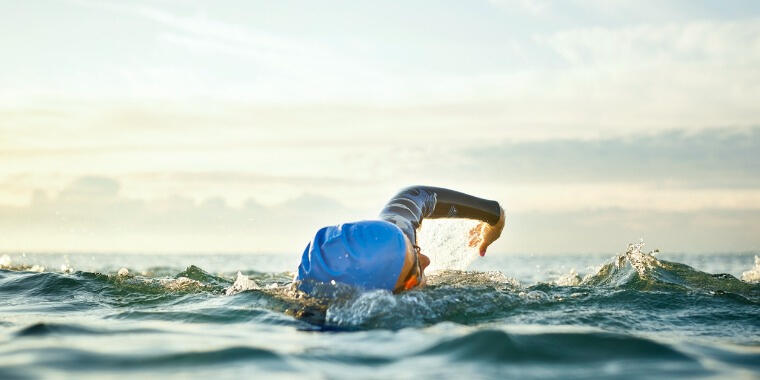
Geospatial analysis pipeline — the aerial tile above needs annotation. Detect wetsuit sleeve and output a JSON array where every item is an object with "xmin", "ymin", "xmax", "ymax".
[{"xmin": 379, "ymin": 186, "xmax": 501, "ymax": 244}]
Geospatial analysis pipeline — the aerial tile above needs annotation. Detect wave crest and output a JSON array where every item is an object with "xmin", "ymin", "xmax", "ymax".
[{"xmin": 741, "ymin": 255, "xmax": 760, "ymax": 283}]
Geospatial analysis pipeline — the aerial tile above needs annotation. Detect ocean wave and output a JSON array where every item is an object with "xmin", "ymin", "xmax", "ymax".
[
  {"xmin": 1, "ymin": 245, "xmax": 758, "ymax": 332},
  {"xmin": 416, "ymin": 328, "xmax": 695, "ymax": 363},
  {"xmin": 3, "ymin": 346, "xmax": 288, "ymax": 371},
  {"xmin": 14, "ymin": 322, "xmax": 160, "ymax": 337},
  {"xmin": 578, "ymin": 243, "xmax": 760, "ymax": 299},
  {"xmin": 2, "ymin": 249, "xmax": 760, "ymax": 379}
]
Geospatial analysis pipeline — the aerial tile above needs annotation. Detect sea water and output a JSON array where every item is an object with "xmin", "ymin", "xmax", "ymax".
[{"xmin": 1, "ymin": 240, "xmax": 759, "ymax": 379}]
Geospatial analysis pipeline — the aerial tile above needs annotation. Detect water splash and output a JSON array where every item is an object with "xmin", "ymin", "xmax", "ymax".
[
  {"xmin": 612, "ymin": 239, "xmax": 661, "ymax": 276},
  {"xmin": 60, "ymin": 255, "xmax": 74, "ymax": 274},
  {"xmin": 0, "ymin": 254, "xmax": 46, "ymax": 272},
  {"xmin": 325, "ymin": 290, "xmax": 401, "ymax": 327},
  {"xmin": 417, "ymin": 219, "xmax": 482, "ymax": 272},
  {"xmin": 742, "ymin": 255, "xmax": 760, "ymax": 283},
  {"xmin": 321, "ymin": 270, "xmax": 521, "ymax": 329},
  {"xmin": 554, "ymin": 268, "xmax": 582, "ymax": 286},
  {"xmin": 225, "ymin": 271, "xmax": 261, "ymax": 295}
]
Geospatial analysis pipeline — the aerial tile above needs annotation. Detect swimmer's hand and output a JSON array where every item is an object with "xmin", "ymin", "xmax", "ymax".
[{"xmin": 468, "ymin": 206, "xmax": 506, "ymax": 256}]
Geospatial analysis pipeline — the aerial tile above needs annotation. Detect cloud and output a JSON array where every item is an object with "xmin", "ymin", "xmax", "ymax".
[
  {"xmin": 501, "ymin": 208, "xmax": 760, "ymax": 254},
  {"xmin": 488, "ymin": 0, "xmax": 549, "ymax": 15},
  {"xmin": 65, "ymin": 0, "xmax": 389, "ymax": 102},
  {"xmin": 3, "ymin": 175, "xmax": 760, "ymax": 254},
  {"xmin": 3, "ymin": 125, "xmax": 759, "ymax": 213},
  {"xmin": 461, "ymin": 127, "xmax": 760, "ymax": 187},
  {"xmin": 3, "ymin": 2, "xmax": 760, "ymax": 132},
  {"xmin": 537, "ymin": 18, "xmax": 760, "ymax": 67},
  {"xmin": 124, "ymin": 172, "xmax": 361, "ymax": 187},
  {"xmin": 488, "ymin": 1, "xmax": 760, "ymax": 25},
  {"xmin": 0, "ymin": 176, "xmax": 362, "ymax": 254},
  {"xmin": 59, "ymin": 176, "xmax": 120, "ymax": 200}
]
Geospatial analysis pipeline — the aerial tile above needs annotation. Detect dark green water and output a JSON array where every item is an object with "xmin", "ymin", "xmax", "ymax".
[{"xmin": 1, "ymin": 246, "xmax": 758, "ymax": 379}]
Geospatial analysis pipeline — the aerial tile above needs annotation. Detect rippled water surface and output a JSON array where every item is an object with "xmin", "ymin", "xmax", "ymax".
[{"xmin": 1, "ymin": 244, "xmax": 759, "ymax": 379}]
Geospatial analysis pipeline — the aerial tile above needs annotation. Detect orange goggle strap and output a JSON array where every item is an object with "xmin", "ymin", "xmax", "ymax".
[
  {"xmin": 403, "ymin": 245, "xmax": 422, "ymax": 290},
  {"xmin": 404, "ymin": 274, "xmax": 419, "ymax": 290}
]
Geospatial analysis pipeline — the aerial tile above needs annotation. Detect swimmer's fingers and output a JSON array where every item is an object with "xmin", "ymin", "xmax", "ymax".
[
  {"xmin": 467, "ymin": 223, "xmax": 478, "ymax": 244},
  {"xmin": 468, "ymin": 223, "xmax": 485, "ymax": 247}
]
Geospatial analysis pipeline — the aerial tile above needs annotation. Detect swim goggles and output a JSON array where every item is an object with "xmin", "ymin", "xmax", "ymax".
[{"xmin": 403, "ymin": 245, "xmax": 423, "ymax": 291}]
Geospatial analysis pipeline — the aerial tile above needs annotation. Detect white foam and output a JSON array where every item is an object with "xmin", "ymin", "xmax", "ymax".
[
  {"xmin": 325, "ymin": 290, "xmax": 398, "ymax": 326},
  {"xmin": 554, "ymin": 268, "xmax": 582, "ymax": 286},
  {"xmin": 29, "ymin": 264, "xmax": 45, "ymax": 273},
  {"xmin": 741, "ymin": 255, "xmax": 760, "ymax": 283},
  {"xmin": 161, "ymin": 276, "xmax": 204, "ymax": 291},
  {"xmin": 0, "ymin": 254, "xmax": 45, "ymax": 272},
  {"xmin": 225, "ymin": 271, "xmax": 260, "ymax": 295},
  {"xmin": 60, "ymin": 256, "xmax": 73, "ymax": 274}
]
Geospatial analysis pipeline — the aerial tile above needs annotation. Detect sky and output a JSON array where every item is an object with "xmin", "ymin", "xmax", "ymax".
[{"xmin": 1, "ymin": 0, "xmax": 759, "ymax": 255}]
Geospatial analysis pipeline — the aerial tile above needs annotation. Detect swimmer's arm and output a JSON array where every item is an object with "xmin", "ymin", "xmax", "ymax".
[
  {"xmin": 379, "ymin": 186, "xmax": 505, "ymax": 253},
  {"xmin": 422, "ymin": 186, "xmax": 501, "ymax": 225},
  {"xmin": 379, "ymin": 186, "xmax": 435, "ymax": 243},
  {"xmin": 418, "ymin": 186, "xmax": 505, "ymax": 255}
]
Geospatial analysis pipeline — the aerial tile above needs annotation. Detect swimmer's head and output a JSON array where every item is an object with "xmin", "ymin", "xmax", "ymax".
[{"xmin": 296, "ymin": 220, "xmax": 409, "ymax": 295}]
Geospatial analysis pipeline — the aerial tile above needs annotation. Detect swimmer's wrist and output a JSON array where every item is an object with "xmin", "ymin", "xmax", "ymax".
[{"xmin": 493, "ymin": 206, "xmax": 506, "ymax": 229}]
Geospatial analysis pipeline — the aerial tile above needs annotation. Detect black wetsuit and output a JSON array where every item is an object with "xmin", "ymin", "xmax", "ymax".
[{"xmin": 379, "ymin": 186, "xmax": 502, "ymax": 244}]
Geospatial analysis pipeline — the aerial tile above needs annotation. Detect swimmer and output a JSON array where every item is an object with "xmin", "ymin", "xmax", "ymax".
[{"xmin": 295, "ymin": 186, "xmax": 505, "ymax": 295}]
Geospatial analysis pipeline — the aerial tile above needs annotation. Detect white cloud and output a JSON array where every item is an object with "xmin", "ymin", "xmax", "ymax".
[
  {"xmin": 537, "ymin": 18, "xmax": 760, "ymax": 67},
  {"xmin": 3, "ymin": 175, "xmax": 760, "ymax": 254},
  {"xmin": 4, "ymin": 2, "xmax": 759, "ymax": 125},
  {"xmin": 501, "ymin": 184, "xmax": 760, "ymax": 213},
  {"xmin": 488, "ymin": 0, "xmax": 549, "ymax": 14},
  {"xmin": 501, "ymin": 208, "xmax": 760, "ymax": 254},
  {"xmin": 66, "ymin": 0, "xmax": 392, "ymax": 103},
  {"xmin": 0, "ymin": 176, "xmax": 362, "ymax": 254}
]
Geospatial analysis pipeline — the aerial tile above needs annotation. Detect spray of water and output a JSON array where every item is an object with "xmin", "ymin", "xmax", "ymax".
[
  {"xmin": 0, "ymin": 254, "xmax": 46, "ymax": 272},
  {"xmin": 742, "ymin": 255, "xmax": 760, "ymax": 283},
  {"xmin": 225, "ymin": 271, "xmax": 260, "ymax": 295},
  {"xmin": 614, "ymin": 239, "xmax": 661, "ymax": 276},
  {"xmin": 416, "ymin": 219, "xmax": 482, "ymax": 272}
]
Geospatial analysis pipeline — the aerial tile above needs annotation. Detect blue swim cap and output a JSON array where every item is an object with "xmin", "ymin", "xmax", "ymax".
[{"xmin": 296, "ymin": 220, "xmax": 408, "ymax": 295}]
